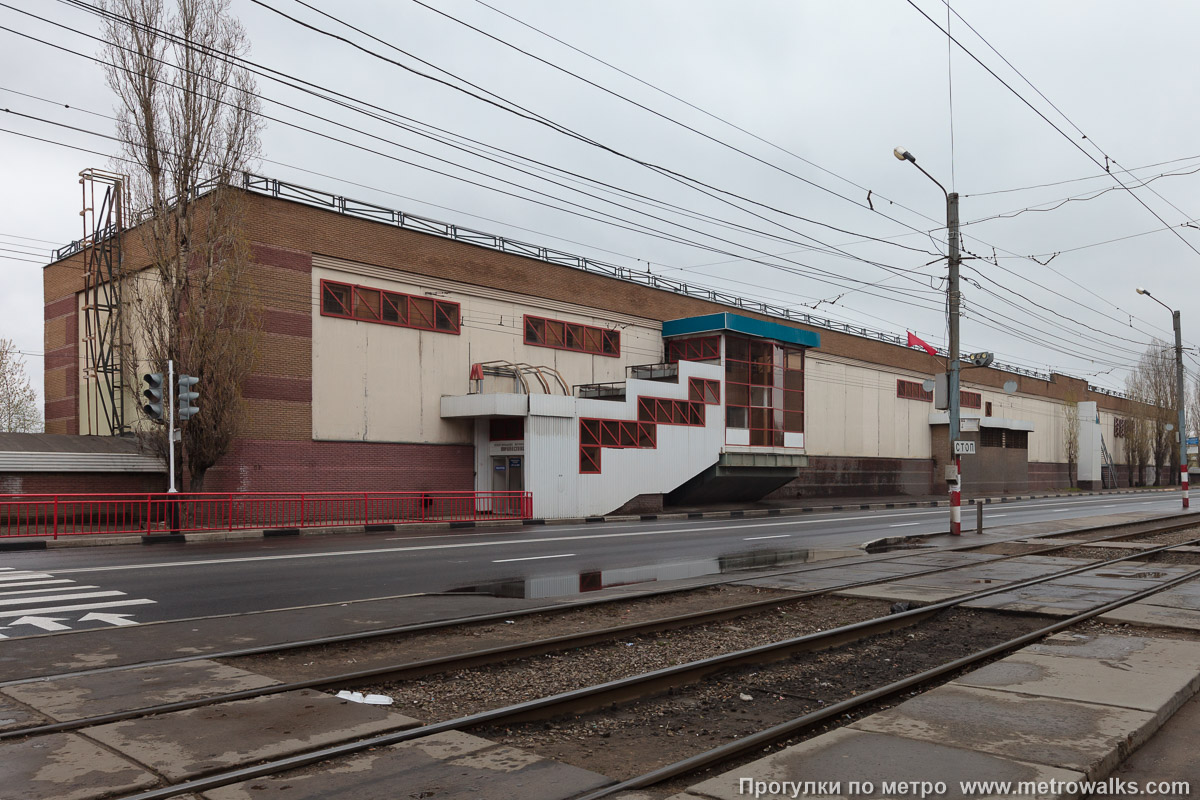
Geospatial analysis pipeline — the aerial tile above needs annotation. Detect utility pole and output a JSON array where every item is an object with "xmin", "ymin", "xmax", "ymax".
[
  {"xmin": 947, "ymin": 191, "xmax": 962, "ymax": 534},
  {"xmin": 1136, "ymin": 288, "xmax": 1188, "ymax": 510},
  {"xmin": 1174, "ymin": 310, "xmax": 1188, "ymax": 509},
  {"xmin": 896, "ymin": 147, "xmax": 964, "ymax": 534},
  {"xmin": 167, "ymin": 358, "xmax": 177, "ymax": 493}
]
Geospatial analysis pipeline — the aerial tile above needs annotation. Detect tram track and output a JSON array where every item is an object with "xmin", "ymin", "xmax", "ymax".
[
  {"xmin": 1, "ymin": 509, "xmax": 1192, "ymax": 693},
  {"xmin": 1, "ymin": 513, "xmax": 1197, "ymax": 742},
  {"xmin": 6, "ymin": 522, "xmax": 1200, "ymax": 800}
]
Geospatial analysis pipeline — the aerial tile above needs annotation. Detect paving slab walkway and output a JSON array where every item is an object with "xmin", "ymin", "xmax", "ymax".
[{"xmin": 663, "ymin": 633, "xmax": 1200, "ymax": 800}]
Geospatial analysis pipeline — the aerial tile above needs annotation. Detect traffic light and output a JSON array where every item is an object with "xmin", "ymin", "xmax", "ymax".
[
  {"xmin": 177, "ymin": 375, "xmax": 200, "ymax": 421},
  {"xmin": 965, "ymin": 351, "xmax": 994, "ymax": 368},
  {"xmin": 142, "ymin": 373, "xmax": 165, "ymax": 421}
]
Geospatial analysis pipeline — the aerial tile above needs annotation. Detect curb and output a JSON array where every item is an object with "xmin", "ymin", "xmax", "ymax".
[{"xmin": 9, "ymin": 487, "xmax": 1180, "ymax": 550}]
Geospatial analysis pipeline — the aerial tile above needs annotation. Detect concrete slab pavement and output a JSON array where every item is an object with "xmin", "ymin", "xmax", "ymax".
[
  {"xmin": 850, "ymin": 684, "xmax": 1157, "ymax": 780},
  {"xmin": 674, "ymin": 727, "xmax": 1085, "ymax": 800},
  {"xmin": 670, "ymin": 633, "xmax": 1200, "ymax": 800},
  {"xmin": 84, "ymin": 689, "xmax": 419, "ymax": 782},
  {"xmin": 1111, "ymin": 688, "xmax": 1200, "ymax": 798},
  {"xmin": 1, "ymin": 659, "xmax": 279, "ymax": 721},
  {"xmin": 200, "ymin": 730, "xmax": 613, "ymax": 800},
  {"xmin": 0, "ymin": 732, "xmax": 158, "ymax": 800}
]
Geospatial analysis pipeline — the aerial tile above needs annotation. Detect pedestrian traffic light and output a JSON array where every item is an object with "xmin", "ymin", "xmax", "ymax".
[
  {"xmin": 142, "ymin": 373, "xmax": 164, "ymax": 421},
  {"xmin": 177, "ymin": 375, "xmax": 200, "ymax": 421}
]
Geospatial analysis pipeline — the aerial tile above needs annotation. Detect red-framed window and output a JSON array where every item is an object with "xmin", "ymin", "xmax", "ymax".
[
  {"xmin": 524, "ymin": 315, "xmax": 619, "ymax": 357},
  {"xmin": 489, "ymin": 418, "xmax": 524, "ymax": 441},
  {"xmin": 579, "ymin": 418, "xmax": 657, "ymax": 474},
  {"xmin": 897, "ymin": 379, "xmax": 933, "ymax": 402},
  {"xmin": 320, "ymin": 279, "xmax": 461, "ymax": 334},
  {"xmin": 637, "ymin": 397, "xmax": 706, "ymax": 427},
  {"xmin": 724, "ymin": 337, "xmax": 804, "ymax": 446},
  {"xmin": 688, "ymin": 378, "xmax": 721, "ymax": 405},
  {"xmin": 666, "ymin": 336, "xmax": 721, "ymax": 363},
  {"xmin": 961, "ymin": 390, "xmax": 982, "ymax": 409}
]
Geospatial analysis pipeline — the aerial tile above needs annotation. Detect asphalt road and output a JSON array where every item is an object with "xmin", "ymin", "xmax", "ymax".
[{"xmin": 0, "ymin": 491, "xmax": 1190, "ymax": 637}]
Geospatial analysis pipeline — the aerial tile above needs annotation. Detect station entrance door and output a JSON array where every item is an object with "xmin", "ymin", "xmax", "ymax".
[{"xmin": 491, "ymin": 455, "xmax": 524, "ymax": 492}]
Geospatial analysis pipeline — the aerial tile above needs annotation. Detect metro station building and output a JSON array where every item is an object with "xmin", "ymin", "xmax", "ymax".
[{"xmin": 40, "ymin": 176, "xmax": 1147, "ymax": 518}]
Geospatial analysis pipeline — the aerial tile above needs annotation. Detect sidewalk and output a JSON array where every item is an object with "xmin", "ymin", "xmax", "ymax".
[{"xmin": 668, "ymin": 632, "xmax": 1200, "ymax": 800}]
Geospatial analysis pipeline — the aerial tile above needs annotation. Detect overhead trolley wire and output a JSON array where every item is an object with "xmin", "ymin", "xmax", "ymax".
[
  {"xmin": 907, "ymin": 0, "xmax": 1200, "ymax": 266},
  {"xmin": 468, "ymin": 0, "xmax": 947, "ymax": 233},
  {"xmin": 11, "ymin": 3, "xmax": 951, "ymax": 307},
  {"xmin": 0, "ymin": 3, "xmax": 1159, "ymax": 375},
  {"xmin": 246, "ymin": 0, "xmax": 944, "ymax": 258}
]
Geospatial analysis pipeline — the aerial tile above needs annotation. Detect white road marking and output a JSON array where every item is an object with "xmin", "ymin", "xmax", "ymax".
[
  {"xmin": 989, "ymin": 514, "xmax": 1008, "ymax": 518},
  {"xmin": 745, "ymin": 534, "xmax": 790, "ymax": 540},
  {"xmin": 0, "ymin": 598, "xmax": 156, "ymax": 619},
  {"xmin": 0, "ymin": 579, "xmax": 76, "ymax": 589},
  {"xmin": 0, "ymin": 573, "xmax": 55, "ymax": 582},
  {"xmin": 888, "ymin": 522, "xmax": 920, "ymax": 528},
  {"xmin": 0, "ymin": 591, "xmax": 124, "ymax": 608},
  {"xmin": 493, "ymin": 553, "xmax": 576, "ymax": 563},
  {"xmin": 0, "ymin": 585, "xmax": 99, "ymax": 597},
  {"xmin": 28, "ymin": 495, "xmax": 1175, "ymax": 577}
]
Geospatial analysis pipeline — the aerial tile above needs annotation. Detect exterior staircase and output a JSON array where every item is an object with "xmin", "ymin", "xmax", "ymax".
[{"xmin": 1100, "ymin": 434, "xmax": 1119, "ymax": 489}]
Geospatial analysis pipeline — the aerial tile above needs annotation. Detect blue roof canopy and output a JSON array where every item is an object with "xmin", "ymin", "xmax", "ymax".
[{"xmin": 662, "ymin": 313, "xmax": 820, "ymax": 348}]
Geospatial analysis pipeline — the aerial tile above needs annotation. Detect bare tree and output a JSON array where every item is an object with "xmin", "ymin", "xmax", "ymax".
[
  {"xmin": 1124, "ymin": 373, "xmax": 1153, "ymax": 487},
  {"xmin": 1126, "ymin": 340, "xmax": 1177, "ymax": 485},
  {"xmin": 102, "ymin": 0, "xmax": 262, "ymax": 489},
  {"xmin": 1063, "ymin": 394, "xmax": 1079, "ymax": 488},
  {"xmin": 0, "ymin": 340, "xmax": 42, "ymax": 433}
]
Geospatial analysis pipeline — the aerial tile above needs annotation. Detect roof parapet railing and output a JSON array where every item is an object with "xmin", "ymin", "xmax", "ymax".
[{"xmin": 51, "ymin": 171, "xmax": 1096, "ymax": 393}]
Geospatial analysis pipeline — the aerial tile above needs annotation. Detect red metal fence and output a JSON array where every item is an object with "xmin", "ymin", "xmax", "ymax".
[{"xmin": 0, "ymin": 491, "xmax": 533, "ymax": 538}]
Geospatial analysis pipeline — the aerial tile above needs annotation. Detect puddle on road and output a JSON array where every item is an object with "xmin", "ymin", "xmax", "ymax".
[{"xmin": 448, "ymin": 545, "xmax": 860, "ymax": 599}]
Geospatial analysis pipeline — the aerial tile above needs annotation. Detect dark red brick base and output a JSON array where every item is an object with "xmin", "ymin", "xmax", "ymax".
[
  {"xmin": 199, "ymin": 439, "xmax": 474, "ymax": 493},
  {"xmin": 766, "ymin": 456, "xmax": 935, "ymax": 500},
  {"xmin": 0, "ymin": 472, "xmax": 166, "ymax": 495}
]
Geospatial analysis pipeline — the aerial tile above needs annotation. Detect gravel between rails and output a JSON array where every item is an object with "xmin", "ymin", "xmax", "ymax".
[
  {"xmin": 1051, "ymin": 545, "xmax": 1200, "ymax": 565},
  {"xmin": 225, "ymin": 583, "xmax": 803, "ymax": 681},
  {"xmin": 471, "ymin": 608, "xmax": 1046, "ymax": 788},
  {"xmin": 350, "ymin": 595, "xmax": 893, "ymax": 722},
  {"xmin": 1116, "ymin": 527, "xmax": 1200, "ymax": 546}
]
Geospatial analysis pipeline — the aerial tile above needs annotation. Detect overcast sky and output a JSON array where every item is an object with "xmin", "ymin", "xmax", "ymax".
[{"xmin": 4, "ymin": 0, "xmax": 1200, "ymax": 408}]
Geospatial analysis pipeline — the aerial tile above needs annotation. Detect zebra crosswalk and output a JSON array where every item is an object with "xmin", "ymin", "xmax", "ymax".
[{"xmin": 0, "ymin": 566, "xmax": 156, "ymax": 636}]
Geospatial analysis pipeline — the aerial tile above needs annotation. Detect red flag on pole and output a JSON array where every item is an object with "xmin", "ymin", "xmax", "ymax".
[{"xmin": 907, "ymin": 331, "xmax": 937, "ymax": 356}]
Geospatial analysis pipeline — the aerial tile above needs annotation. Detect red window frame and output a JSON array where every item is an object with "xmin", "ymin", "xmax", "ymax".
[
  {"xmin": 897, "ymin": 379, "xmax": 933, "ymax": 402},
  {"xmin": 489, "ymin": 418, "xmax": 524, "ymax": 441},
  {"xmin": 961, "ymin": 390, "xmax": 982, "ymax": 409},
  {"xmin": 579, "ymin": 417, "xmax": 657, "ymax": 474},
  {"xmin": 666, "ymin": 336, "xmax": 721, "ymax": 363},
  {"xmin": 524, "ymin": 314, "xmax": 620, "ymax": 357},
  {"xmin": 724, "ymin": 337, "xmax": 805, "ymax": 446},
  {"xmin": 688, "ymin": 378, "xmax": 721, "ymax": 405},
  {"xmin": 636, "ymin": 397, "xmax": 706, "ymax": 427},
  {"xmin": 319, "ymin": 279, "xmax": 461, "ymax": 335}
]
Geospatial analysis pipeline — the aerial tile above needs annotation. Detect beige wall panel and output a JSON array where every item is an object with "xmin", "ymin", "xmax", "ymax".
[
  {"xmin": 312, "ymin": 264, "xmax": 662, "ymax": 444},
  {"xmin": 806, "ymin": 355, "xmax": 932, "ymax": 459}
]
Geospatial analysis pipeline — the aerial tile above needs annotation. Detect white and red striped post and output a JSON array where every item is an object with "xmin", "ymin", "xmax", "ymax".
[
  {"xmin": 950, "ymin": 455, "xmax": 962, "ymax": 535},
  {"xmin": 1183, "ymin": 465, "xmax": 1190, "ymax": 510}
]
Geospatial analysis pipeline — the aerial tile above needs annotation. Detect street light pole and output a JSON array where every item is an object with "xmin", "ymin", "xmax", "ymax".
[
  {"xmin": 1136, "ymin": 288, "xmax": 1188, "ymax": 510},
  {"xmin": 896, "ymin": 147, "xmax": 963, "ymax": 534}
]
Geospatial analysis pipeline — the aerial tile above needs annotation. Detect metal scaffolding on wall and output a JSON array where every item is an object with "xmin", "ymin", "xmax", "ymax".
[{"xmin": 79, "ymin": 168, "xmax": 129, "ymax": 436}]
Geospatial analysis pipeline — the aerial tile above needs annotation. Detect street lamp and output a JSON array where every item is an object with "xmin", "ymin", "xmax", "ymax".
[
  {"xmin": 895, "ymin": 147, "xmax": 964, "ymax": 534},
  {"xmin": 1136, "ymin": 287, "xmax": 1189, "ymax": 509}
]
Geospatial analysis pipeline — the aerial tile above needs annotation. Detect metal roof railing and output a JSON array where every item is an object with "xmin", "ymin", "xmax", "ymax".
[{"xmin": 53, "ymin": 172, "xmax": 1131, "ymax": 398}]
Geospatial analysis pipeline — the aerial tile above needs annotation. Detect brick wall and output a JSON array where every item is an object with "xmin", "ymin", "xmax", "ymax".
[
  {"xmin": 40, "ymin": 189, "xmax": 1160, "ymax": 496},
  {"xmin": 764, "ymin": 456, "xmax": 935, "ymax": 500},
  {"xmin": 0, "ymin": 472, "xmax": 165, "ymax": 495},
  {"xmin": 200, "ymin": 439, "xmax": 473, "ymax": 493}
]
